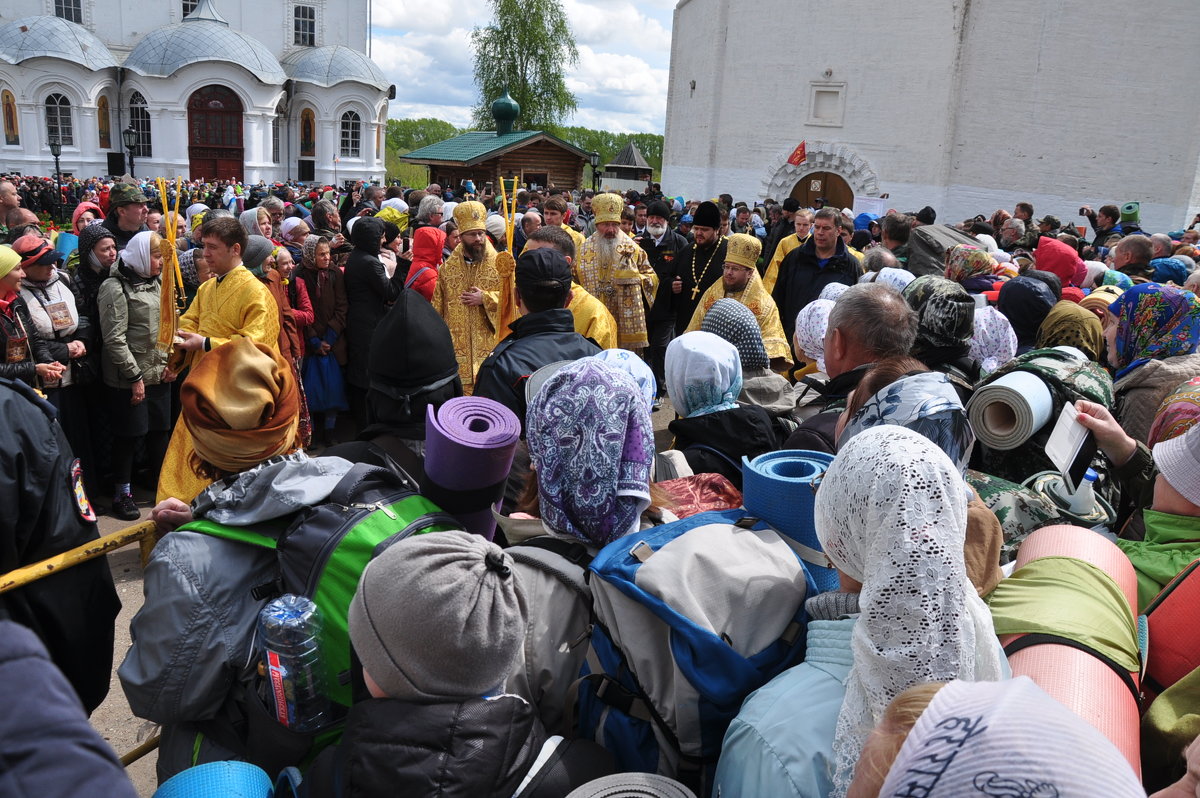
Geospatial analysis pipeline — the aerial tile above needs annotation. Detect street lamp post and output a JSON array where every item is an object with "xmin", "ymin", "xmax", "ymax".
[
  {"xmin": 48, "ymin": 134, "xmax": 62, "ymax": 225},
  {"xmin": 122, "ymin": 125, "xmax": 138, "ymax": 177},
  {"xmin": 588, "ymin": 151, "xmax": 600, "ymax": 193}
]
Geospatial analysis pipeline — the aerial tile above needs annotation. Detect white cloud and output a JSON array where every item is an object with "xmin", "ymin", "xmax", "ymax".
[{"xmin": 369, "ymin": 1, "xmax": 673, "ymax": 133}]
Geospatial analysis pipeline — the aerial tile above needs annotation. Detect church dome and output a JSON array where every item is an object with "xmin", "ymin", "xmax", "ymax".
[
  {"xmin": 122, "ymin": 0, "xmax": 285, "ymax": 84},
  {"xmin": 282, "ymin": 45, "xmax": 388, "ymax": 90},
  {"xmin": 0, "ymin": 15, "xmax": 117, "ymax": 71}
]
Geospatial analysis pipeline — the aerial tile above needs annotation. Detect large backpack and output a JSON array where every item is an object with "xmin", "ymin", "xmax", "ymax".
[
  {"xmin": 572, "ymin": 510, "xmax": 817, "ymax": 794},
  {"xmin": 180, "ymin": 462, "xmax": 462, "ymax": 771}
]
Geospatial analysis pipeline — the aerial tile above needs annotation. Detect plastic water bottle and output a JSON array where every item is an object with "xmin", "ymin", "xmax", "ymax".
[
  {"xmin": 258, "ymin": 594, "xmax": 330, "ymax": 732},
  {"xmin": 1066, "ymin": 468, "xmax": 1099, "ymax": 517}
]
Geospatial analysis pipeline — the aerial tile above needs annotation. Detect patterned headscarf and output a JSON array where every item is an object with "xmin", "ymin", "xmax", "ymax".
[
  {"xmin": 815, "ymin": 426, "xmax": 1004, "ymax": 796},
  {"xmin": 665, "ymin": 331, "xmax": 743, "ymax": 418},
  {"xmin": 902, "ymin": 276, "xmax": 975, "ymax": 361},
  {"xmin": 997, "ymin": 276, "xmax": 1057, "ymax": 351},
  {"xmin": 1035, "ymin": 300, "xmax": 1105, "ymax": 361},
  {"xmin": 591, "ymin": 348, "xmax": 657, "ymax": 411},
  {"xmin": 700, "ymin": 297, "xmax": 769, "ymax": 370},
  {"xmin": 819, "ymin": 282, "xmax": 849, "ymax": 302},
  {"xmin": 1108, "ymin": 283, "xmax": 1200, "ymax": 379},
  {"xmin": 1149, "ymin": 376, "xmax": 1200, "ymax": 448},
  {"xmin": 526, "ymin": 359, "xmax": 653, "ymax": 546},
  {"xmin": 970, "ymin": 306, "xmax": 1017, "ymax": 375},
  {"xmin": 793, "ymin": 299, "xmax": 835, "ymax": 372},
  {"xmin": 871, "ymin": 266, "xmax": 916, "ymax": 293},
  {"xmin": 840, "ymin": 371, "xmax": 976, "ymax": 473},
  {"xmin": 1101, "ymin": 269, "xmax": 1135, "ymax": 291},
  {"xmin": 300, "ymin": 234, "xmax": 323, "ymax": 271},
  {"xmin": 944, "ymin": 244, "xmax": 996, "ymax": 283}
]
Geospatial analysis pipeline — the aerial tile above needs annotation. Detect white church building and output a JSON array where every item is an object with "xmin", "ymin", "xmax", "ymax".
[
  {"xmin": 0, "ymin": 0, "xmax": 390, "ymax": 183},
  {"xmin": 662, "ymin": 0, "xmax": 1200, "ymax": 233}
]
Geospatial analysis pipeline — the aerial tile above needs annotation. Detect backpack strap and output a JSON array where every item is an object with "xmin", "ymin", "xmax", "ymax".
[
  {"xmin": 507, "ymin": 537, "xmax": 594, "ymax": 601},
  {"xmin": 179, "ymin": 518, "xmax": 280, "ymax": 549},
  {"xmin": 1003, "ymin": 632, "xmax": 1143, "ymax": 709},
  {"xmin": 404, "ymin": 266, "xmax": 431, "ymax": 289},
  {"xmin": 681, "ymin": 443, "xmax": 744, "ymax": 476},
  {"xmin": 327, "ymin": 462, "xmax": 412, "ymax": 505}
]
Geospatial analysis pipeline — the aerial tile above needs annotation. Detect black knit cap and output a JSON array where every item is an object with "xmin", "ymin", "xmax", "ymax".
[{"xmin": 369, "ymin": 289, "xmax": 460, "ymax": 398}]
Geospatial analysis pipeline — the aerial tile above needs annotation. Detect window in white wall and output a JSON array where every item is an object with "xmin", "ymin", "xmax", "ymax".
[
  {"xmin": 130, "ymin": 91, "xmax": 152, "ymax": 157},
  {"xmin": 807, "ymin": 82, "xmax": 845, "ymax": 127},
  {"xmin": 339, "ymin": 110, "xmax": 360, "ymax": 158},
  {"xmin": 294, "ymin": 5, "xmax": 316, "ymax": 47},
  {"xmin": 44, "ymin": 94, "xmax": 73, "ymax": 146},
  {"xmin": 54, "ymin": 0, "xmax": 82, "ymax": 23}
]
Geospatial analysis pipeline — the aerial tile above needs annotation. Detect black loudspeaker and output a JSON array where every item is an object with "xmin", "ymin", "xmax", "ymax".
[
  {"xmin": 107, "ymin": 152, "xmax": 126, "ymax": 176},
  {"xmin": 298, "ymin": 160, "xmax": 315, "ymax": 182}
]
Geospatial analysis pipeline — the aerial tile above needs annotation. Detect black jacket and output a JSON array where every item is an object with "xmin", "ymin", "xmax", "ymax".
[
  {"xmin": 762, "ymin": 217, "xmax": 793, "ymax": 270},
  {"xmin": 669, "ymin": 405, "xmax": 780, "ymax": 489},
  {"xmin": 473, "ymin": 308, "xmax": 601, "ymax": 427},
  {"xmin": 0, "ymin": 377, "xmax": 121, "ymax": 713},
  {"xmin": 636, "ymin": 229, "xmax": 690, "ymax": 322},
  {"xmin": 0, "ymin": 298, "xmax": 55, "ymax": 385},
  {"xmin": 302, "ymin": 694, "xmax": 611, "ymax": 798},
  {"xmin": 783, "ymin": 364, "xmax": 872, "ymax": 453},
  {"xmin": 344, "ymin": 218, "xmax": 404, "ymax": 388},
  {"xmin": 0, "ymin": 621, "xmax": 137, "ymax": 796},
  {"xmin": 100, "ymin": 215, "xmax": 148, "ymax": 251},
  {"xmin": 772, "ymin": 237, "xmax": 859, "ymax": 352}
]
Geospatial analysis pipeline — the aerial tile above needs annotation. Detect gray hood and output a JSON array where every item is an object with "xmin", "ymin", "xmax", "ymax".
[{"xmin": 191, "ymin": 452, "xmax": 355, "ymax": 526}]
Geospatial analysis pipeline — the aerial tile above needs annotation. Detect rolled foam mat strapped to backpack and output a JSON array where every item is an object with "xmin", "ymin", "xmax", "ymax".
[
  {"xmin": 990, "ymin": 524, "xmax": 1142, "ymax": 776},
  {"xmin": 153, "ymin": 761, "xmax": 273, "ymax": 798},
  {"xmin": 424, "ymin": 396, "xmax": 520, "ymax": 541},
  {"xmin": 741, "ymin": 450, "xmax": 838, "ymax": 593}
]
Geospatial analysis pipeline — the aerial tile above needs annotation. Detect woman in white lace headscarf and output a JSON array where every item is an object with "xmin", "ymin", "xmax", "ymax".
[{"xmin": 815, "ymin": 425, "xmax": 1004, "ymax": 796}]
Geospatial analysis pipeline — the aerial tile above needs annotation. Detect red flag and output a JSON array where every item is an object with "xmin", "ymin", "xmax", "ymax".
[{"xmin": 787, "ymin": 141, "xmax": 807, "ymax": 167}]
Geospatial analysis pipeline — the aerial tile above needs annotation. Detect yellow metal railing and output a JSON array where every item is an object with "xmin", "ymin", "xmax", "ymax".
[{"xmin": 0, "ymin": 519, "xmax": 163, "ymax": 765}]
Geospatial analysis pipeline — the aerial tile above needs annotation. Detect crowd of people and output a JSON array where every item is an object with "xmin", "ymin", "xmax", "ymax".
[{"xmin": 3, "ymin": 169, "xmax": 1200, "ymax": 798}]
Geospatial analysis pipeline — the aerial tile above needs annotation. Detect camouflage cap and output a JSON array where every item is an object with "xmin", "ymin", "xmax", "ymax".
[{"xmin": 109, "ymin": 183, "xmax": 149, "ymax": 206}]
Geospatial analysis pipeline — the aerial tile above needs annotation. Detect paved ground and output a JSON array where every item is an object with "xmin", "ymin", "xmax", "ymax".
[{"xmin": 88, "ymin": 398, "xmax": 679, "ymax": 795}]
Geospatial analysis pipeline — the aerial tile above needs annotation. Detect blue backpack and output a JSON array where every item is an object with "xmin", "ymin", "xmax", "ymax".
[{"xmin": 574, "ymin": 510, "xmax": 819, "ymax": 794}]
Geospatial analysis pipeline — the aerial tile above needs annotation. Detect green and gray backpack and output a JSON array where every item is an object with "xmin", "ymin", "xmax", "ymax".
[{"xmin": 180, "ymin": 462, "xmax": 462, "ymax": 773}]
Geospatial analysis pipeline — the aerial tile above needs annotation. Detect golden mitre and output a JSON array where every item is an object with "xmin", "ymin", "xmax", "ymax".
[
  {"xmin": 453, "ymin": 200, "xmax": 488, "ymax": 233},
  {"xmin": 592, "ymin": 193, "xmax": 625, "ymax": 225},
  {"xmin": 725, "ymin": 233, "xmax": 762, "ymax": 270}
]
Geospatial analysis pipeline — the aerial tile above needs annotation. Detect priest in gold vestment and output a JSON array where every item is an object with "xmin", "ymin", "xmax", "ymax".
[
  {"xmin": 687, "ymin": 233, "xmax": 793, "ymax": 369},
  {"xmin": 573, "ymin": 193, "xmax": 657, "ymax": 351},
  {"xmin": 156, "ymin": 218, "xmax": 282, "ymax": 503},
  {"xmin": 431, "ymin": 201, "xmax": 504, "ymax": 393}
]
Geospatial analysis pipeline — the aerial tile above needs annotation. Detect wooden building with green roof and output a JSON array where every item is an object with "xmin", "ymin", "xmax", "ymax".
[{"xmin": 399, "ymin": 92, "xmax": 591, "ymax": 192}]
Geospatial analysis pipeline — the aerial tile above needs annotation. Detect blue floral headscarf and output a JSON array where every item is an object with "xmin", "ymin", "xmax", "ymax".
[
  {"xmin": 526, "ymin": 359, "xmax": 653, "ymax": 546},
  {"xmin": 665, "ymin": 331, "xmax": 743, "ymax": 418},
  {"xmin": 839, "ymin": 370, "xmax": 975, "ymax": 473},
  {"xmin": 1108, "ymin": 283, "xmax": 1200, "ymax": 380}
]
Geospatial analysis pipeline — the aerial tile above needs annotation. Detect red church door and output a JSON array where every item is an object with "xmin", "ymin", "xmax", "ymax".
[{"xmin": 187, "ymin": 85, "xmax": 244, "ymax": 182}]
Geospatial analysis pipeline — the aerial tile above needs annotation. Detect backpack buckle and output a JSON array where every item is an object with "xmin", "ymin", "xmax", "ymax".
[{"xmin": 250, "ymin": 579, "xmax": 284, "ymax": 602}]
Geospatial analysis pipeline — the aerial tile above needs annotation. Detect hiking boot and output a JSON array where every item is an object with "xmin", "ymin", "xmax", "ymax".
[{"xmin": 111, "ymin": 493, "xmax": 141, "ymax": 522}]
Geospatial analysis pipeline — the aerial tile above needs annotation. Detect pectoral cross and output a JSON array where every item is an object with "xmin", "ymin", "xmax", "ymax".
[{"xmin": 691, "ymin": 286, "xmax": 700, "ymax": 300}]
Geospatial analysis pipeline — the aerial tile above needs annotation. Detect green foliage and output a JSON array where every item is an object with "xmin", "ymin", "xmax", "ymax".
[
  {"xmin": 470, "ymin": 0, "xmax": 578, "ymax": 130},
  {"xmin": 386, "ymin": 118, "xmax": 464, "ymax": 153},
  {"xmin": 549, "ymin": 126, "xmax": 665, "ymax": 173}
]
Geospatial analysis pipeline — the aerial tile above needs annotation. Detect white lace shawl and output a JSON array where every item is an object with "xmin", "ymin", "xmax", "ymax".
[{"xmin": 814, "ymin": 426, "xmax": 1005, "ymax": 797}]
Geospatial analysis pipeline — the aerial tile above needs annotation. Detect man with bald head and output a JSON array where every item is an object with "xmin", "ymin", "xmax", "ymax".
[{"xmin": 0, "ymin": 180, "xmax": 19, "ymax": 212}]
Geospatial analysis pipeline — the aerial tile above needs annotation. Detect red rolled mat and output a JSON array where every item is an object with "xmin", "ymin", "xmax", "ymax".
[{"xmin": 1004, "ymin": 524, "xmax": 1141, "ymax": 777}]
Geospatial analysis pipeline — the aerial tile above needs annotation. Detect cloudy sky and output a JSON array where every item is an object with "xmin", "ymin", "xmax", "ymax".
[{"xmin": 369, "ymin": 0, "xmax": 674, "ymax": 134}]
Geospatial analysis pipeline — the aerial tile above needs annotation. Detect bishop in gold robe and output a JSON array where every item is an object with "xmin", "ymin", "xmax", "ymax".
[
  {"xmin": 431, "ymin": 201, "xmax": 503, "ymax": 393},
  {"xmin": 687, "ymin": 233, "xmax": 793, "ymax": 369},
  {"xmin": 573, "ymin": 193, "xmax": 657, "ymax": 351}
]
